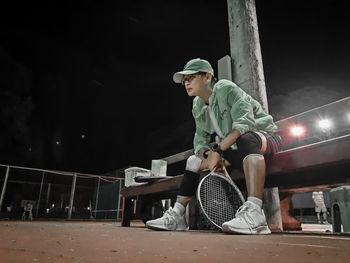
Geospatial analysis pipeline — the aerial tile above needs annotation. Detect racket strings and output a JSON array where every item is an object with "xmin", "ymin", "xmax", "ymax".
[{"xmin": 198, "ymin": 174, "xmax": 243, "ymax": 229}]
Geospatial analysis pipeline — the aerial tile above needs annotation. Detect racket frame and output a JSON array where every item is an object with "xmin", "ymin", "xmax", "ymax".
[{"xmin": 196, "ymin": 166, "xmax": 245, "ymax": 229}]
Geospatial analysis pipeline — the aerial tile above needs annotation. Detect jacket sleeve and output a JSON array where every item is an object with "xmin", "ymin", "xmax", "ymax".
[
  {"xmin": 193, "ymin": 120, "xmax": 211, "ymax": 155},
  {"xmin": 192, "ymin": 97, "xmax": 211, "ymax": 155},
  {"xmin": 226, "ymin": 85, "xmax": 256, "ymax": 135}
]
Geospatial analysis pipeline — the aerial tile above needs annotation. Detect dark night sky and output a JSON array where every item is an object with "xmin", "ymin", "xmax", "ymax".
[{"xmin": 0, "ymin": 0, "xmax": 349, "ymax": 174}]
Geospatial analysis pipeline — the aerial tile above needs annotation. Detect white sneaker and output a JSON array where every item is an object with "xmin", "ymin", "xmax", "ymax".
[
  {"xmin": 222, "ymin": 201, "xmax": 271, "ymax": 235},
  {"xmin": 146, "ymin": 208, "xmax": 188, "ymax": 231}
]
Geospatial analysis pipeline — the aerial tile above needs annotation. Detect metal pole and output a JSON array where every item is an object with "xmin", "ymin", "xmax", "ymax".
[
  {"xmin": 68, "ymin": 173, "xmax": 77, "ymax": 220},
  {"xmin": 0, "ymin": 166, "xmax": 10, "ymax": 212},
  {"xmin": 36, "ymin": 171, "xmax": 45, "ymax": 218},
  {"xmin": 94, "ymin": 177, "xmax": 101, "ymax": 219},
  {"xmin": 89, "ymin": 200, "xmax": 93, "ymax": 220},
  {"xmin": 116, "ymin": 180, "xmax": 122, "ymax": 221},
  {"xmin": 46, "ymin": 183, "xmax": 51, "ymax": 208}
]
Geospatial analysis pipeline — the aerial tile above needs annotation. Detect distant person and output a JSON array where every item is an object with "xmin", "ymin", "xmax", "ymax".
[
  {"xmin": 22, "ymin": 202, "xmax": 33, "ymax": 221},
  {"xmin": 312, "ymin": 191, "xmax": 328, "ymax": 224},
  {"xmin": 146, "ymin": 58, "xmax": 282, "ymax": 234},
  {"xmin": 6, "ymin": 203, "xmax": 13, "ymax": 212}
]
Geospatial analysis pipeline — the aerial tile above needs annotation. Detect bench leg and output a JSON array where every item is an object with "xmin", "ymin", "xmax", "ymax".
[
  {"xmin": 122, "ymin": 197, "xmax": 132, "ymax": 227},
  {"xmin": 188, "ymin": 199, "xmax": 198, "ymax": 230}
]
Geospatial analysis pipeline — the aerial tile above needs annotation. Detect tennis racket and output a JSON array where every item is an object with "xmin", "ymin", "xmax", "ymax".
[{"xmin": 196, "ymin": 164, "xmax": 245, "ymax": 230}]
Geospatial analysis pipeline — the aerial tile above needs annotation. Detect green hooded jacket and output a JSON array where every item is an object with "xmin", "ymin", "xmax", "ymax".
[{"xmin": 192, "ymin": 79, "xmax": 278, "ymax": 154}]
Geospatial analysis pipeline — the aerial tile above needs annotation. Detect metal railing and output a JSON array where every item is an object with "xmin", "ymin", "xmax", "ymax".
[{"xmin": 0, "ymin": 164, "xmax": 124, "ymax": 221}]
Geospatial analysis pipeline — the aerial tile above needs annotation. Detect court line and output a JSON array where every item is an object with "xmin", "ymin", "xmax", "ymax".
[
  {"xmin": 282, "ymin": 234, "xmax": 350, "ymax": 241},
  {"xmin": 279, "ymin": 242, "xmax": 337, "ymax": 249}
]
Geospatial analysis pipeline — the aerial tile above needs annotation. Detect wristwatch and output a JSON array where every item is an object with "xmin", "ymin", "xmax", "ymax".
[
  {"xmin": 203, "ymin": 149, "xmax": 210, "ymax": 159},
  {"xmin": 212, "ymin": 143, "xmax": 223, "ymax": 156}
]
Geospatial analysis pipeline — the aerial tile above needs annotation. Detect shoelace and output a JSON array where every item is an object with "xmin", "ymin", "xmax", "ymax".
[
  {"xmin": 235, "ymin": 203, "xmax": 250, "ymax": 217},
  {"xmin": 163, "ymin": 208, "xmax": 176, "ymax": 224},
  {"xmin": 235, "ymin": 203, "xmax": 260, "ymax": 233}
]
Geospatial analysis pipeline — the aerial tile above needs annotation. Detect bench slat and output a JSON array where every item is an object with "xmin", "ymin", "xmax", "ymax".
[
  {"xmin": 121, "ymin": 175, "xmax": 183, "ymax": 197},
  {"xmin": 266, "ymin": 134, "xmax": 350, "ymax": 174},
  {"xmin": 163, "ymin": 149, "xmax": 194, "ymax": 165},
  {"xmin": 122, "ymin": 134, "xmax": 350, "ymax": 197}
]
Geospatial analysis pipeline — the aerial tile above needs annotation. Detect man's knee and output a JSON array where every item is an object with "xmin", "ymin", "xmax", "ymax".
[
  {"xmin": 237, "ymin": 132, "xmax": 261, "ymax": 157},
  {"xmin": 185, "ymin": 155, "xmax": 202, "ymax": 173}
]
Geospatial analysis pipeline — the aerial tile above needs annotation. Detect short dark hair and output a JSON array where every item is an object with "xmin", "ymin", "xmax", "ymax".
[{"xmin": 197, "ymin": 71, "xmax": 217, "ymax": 87}]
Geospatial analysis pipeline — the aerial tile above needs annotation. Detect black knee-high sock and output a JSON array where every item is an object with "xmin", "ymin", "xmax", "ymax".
[{"xmin": 178, "ymin": 170, "xmax": 200, "ymax": 196}]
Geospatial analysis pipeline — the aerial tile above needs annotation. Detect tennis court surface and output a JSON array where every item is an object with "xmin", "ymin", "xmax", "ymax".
[{"xmin": 0, "ymin": 221, "xmax": 349, "ymax": 263}]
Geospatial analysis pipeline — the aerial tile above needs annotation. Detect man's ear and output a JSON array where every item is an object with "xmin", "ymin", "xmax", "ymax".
[{"xmin": 206, "ymin": 72, "xmax": 212, "ymax": 82}]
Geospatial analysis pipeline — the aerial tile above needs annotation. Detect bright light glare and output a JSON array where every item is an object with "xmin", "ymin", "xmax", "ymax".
[
  {"xmin": 318, "ymin": 119, "xmax": 332, "ymax": 129},
  {"xmin": 291, "ymin": 125, "xmax": 305, "ymax": 137}
]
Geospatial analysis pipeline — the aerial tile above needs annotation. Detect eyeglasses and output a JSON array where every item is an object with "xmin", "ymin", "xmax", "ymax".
[{"xmin": 181, "ymin": 74, "xmax": 198, "ymax": 86}]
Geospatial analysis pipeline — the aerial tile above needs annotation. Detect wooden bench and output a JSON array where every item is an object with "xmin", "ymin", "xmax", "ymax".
[{"xmin": 121, "ymin": 133, "xmax": 350, "ymax": 227}]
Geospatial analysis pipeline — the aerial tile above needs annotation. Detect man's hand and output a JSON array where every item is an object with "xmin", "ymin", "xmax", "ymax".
[
  {"xmin": 200, "ymin": 150, "xmax": 221, "ymax": 171},
  {"xmin": 207, "ymin": 150, "xmax": 221, "ymax": 170}
]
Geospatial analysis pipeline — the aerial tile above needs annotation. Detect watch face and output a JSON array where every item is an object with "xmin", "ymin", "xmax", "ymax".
[{"xmin": 212, "ymin": 143, "xmax": 222, "ymax": 155}]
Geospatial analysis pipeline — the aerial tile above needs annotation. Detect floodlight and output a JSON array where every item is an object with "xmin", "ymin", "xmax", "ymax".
[
  {"xmin": 290, "ymin": 125, "xmax": 306, "ymax": 137},
  {"xmin": 318, "ymin": 119, "xmax": 332, "ymax": 129}
]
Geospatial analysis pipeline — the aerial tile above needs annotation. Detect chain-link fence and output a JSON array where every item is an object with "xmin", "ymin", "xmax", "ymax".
[{"xmin": 0, "ymin": 164, "xmax": 124, "ymax": 221}]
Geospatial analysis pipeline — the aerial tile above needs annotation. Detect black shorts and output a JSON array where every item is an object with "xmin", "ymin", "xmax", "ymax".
[{"xmin": 222, "ymin": 131, "xmax": 282, "ymax": 170}]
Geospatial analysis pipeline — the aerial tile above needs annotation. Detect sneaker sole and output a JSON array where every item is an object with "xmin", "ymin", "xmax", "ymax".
[
  {"xmin": 146, "ymin": 222, "xmax": 188, "ymax": 231},
  {"xmin": 222, "ymin": 224, "xmax": 271, "ymax": 235}
]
